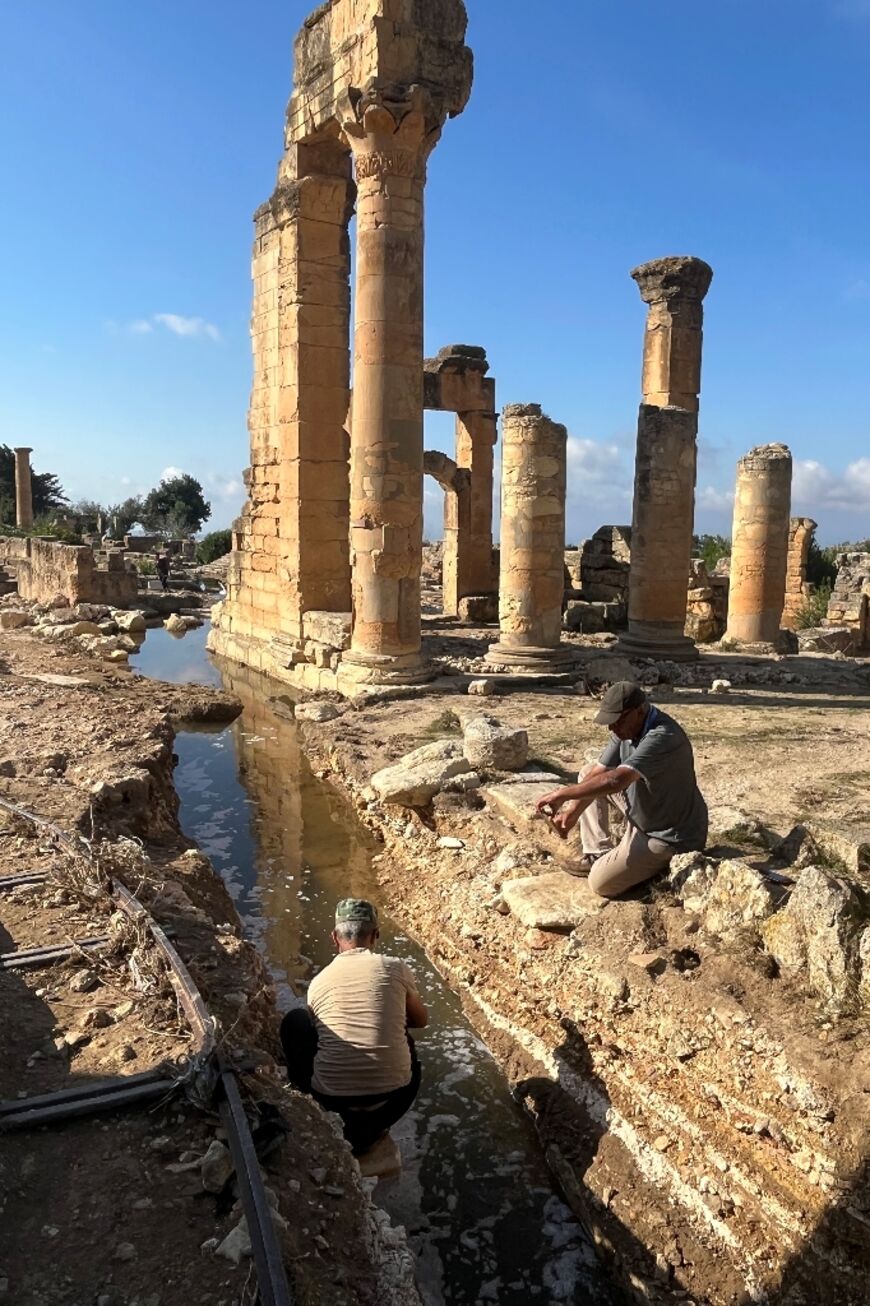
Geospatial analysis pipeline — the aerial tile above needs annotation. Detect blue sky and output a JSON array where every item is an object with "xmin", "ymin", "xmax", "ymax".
[{"xmin": 1, "ymin": 0, "xmax": 869, "ymax": 544}]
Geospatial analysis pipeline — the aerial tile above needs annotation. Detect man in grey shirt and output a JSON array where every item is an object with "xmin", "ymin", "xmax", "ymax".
[{"xmin": 535, "ymin": 682, "xmax": 708, "ymax": 898}]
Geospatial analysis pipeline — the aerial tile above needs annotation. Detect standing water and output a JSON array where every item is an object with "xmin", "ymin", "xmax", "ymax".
[{"xmin": 133, "ymin": 625, "xmax": 616, "ymax": 1305}]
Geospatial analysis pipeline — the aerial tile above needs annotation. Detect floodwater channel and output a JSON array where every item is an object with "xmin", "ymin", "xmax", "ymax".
[{"xmin": 133, "ymin": 625, "xmax": 616, "ymax": 1305}]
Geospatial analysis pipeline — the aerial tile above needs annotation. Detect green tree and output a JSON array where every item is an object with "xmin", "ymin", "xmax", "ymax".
[
  {"xmin": 106, "ymin": 496, "xmax": 145, "ymax": 537},
  {"xmin": 196, "ymin": 528, "xmax": 232, "ymax": 564},
  {"xmin": 0, "ymin": 445, "xmax": 68, "ymax": 523},
  {"xmin": 693, "ymin": 533, "xmax": 731, "ymax": 571},
  {"xmin": 140, "ymin": 474, "xmax": 211, "ymax": 537},
  {"xmin": 805, "ymin": 540, "xmax": 839, "ymax": 588}
]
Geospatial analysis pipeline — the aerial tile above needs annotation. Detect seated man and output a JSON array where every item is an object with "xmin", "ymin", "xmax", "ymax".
[
  {"xmin": 535, "ymin": 681, "xmax": 708, "ymax": 898},
  {"xmin": 280, "ymin": 898, "xmax": 427, "ymax": 1156}
]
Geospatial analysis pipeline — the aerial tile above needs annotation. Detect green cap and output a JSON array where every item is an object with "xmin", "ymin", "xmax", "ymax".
[{"xmin": 335, "ymin": 898, "xmax": 378, "ymax": 927}]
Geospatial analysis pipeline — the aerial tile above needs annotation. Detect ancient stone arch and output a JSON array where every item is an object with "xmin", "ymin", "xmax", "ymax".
[
  {"xmin": 210, "ymin": 0, "xmax": 473, "ymax": 690},
  {"xmin": 423, "ymin": 345, "xmax": 498, "ymax": 621}
]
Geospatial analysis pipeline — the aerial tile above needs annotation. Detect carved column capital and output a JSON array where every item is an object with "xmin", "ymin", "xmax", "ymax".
[
  {"xmin": 631, "ymin": 255, "xmax": 713, "ymax": 308},
  {"xmin": 338, "ymin": 83, "xmax": 443, "ymax": 181}
]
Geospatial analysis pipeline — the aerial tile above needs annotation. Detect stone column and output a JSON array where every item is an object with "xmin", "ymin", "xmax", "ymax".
[
  {"xmin": 486, "ymin": 404, "xmax": 573, "ymax": 671},
  {"xmin": 631, "ymin": 256, "xmax": 713, "ymax": 411},
  {"xmin": 617, "ymin": 405, "xmax": 699, "ymax": 661},
  {"xmin": 455, "ymin": 408, "xmax": 498, "ymax": 611},
  {"xmin": 340, "ymin": 90, "xmax": 439, "ymax": 683},
  {"xmin": 782, "ymin": 516, "xmax": 818, "ymax": 630},
  {"xmin": 726, "ymin": 444, "xmax": 793, "ymax": 644},
  {"xmin": 14, "ymin": 448, "xmax": 33, "ymax": 529}
]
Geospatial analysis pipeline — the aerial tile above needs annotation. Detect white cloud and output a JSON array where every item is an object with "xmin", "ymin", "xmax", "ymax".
[
  {"xmin": 696, "ymin": 485, "xmax": 734, "ymax": 512},
  {"xmin": 108, "ymin": 313, "xmax": 221, "ymax": 341},
  {"xmin": 161, "ymin": 466, "xmax": 185, "ymax": 482},
  {"xmin": 153, "ymin": 313, "xmax": 221, "ymax": 342},
  {"xmin": 205, "ymin": 472, "xmax": 243, "ymax": 501},
  {"xmin": 566, "ymin": 435, "xmax": 623, "ymax": 487},
  {"xmin": 793, "ymin": 457, "xmax": 870, "ymax": 510}
]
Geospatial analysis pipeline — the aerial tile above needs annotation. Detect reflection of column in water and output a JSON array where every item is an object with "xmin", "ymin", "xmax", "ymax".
[{"xmin": 214, "ymin": 657, "xmax": 377, "ymax": 985}]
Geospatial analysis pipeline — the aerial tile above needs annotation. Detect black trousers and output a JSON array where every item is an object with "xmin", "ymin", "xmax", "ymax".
[{"xmin": 280, "ymin": 1007, "xmax": 421, "ymax": 1155}]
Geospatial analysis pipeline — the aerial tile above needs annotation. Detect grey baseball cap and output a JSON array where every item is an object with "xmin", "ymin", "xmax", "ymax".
[{"xmin": 593, "ymin": 681, "xmax": 646, "ymax": 725}]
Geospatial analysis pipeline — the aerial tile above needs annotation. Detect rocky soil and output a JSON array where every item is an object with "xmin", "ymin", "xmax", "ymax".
[
  {"xmin": 291, "ymin": 632, "xmax": 870, "ymax": 1305},
  {"xmin": 0, "ymin": 619, "xmax": 418, "ymax": 1306}
]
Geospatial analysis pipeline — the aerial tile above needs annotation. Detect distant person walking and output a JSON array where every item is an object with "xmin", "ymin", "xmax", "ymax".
[
  {"xmin": 280, "ymin": 899, "xmax": 427, "ymax": 1157},
  {"xmin": 536, "ymin": 682, "xmax": 708, "ymax": 898},
  {"xmin": 155, "ymin": 553, "xmax": 170, "ymax": 591}
]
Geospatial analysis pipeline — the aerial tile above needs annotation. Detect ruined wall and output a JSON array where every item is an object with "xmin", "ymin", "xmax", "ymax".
[
  {"xmin": 825, "ymin": 553, "xmax": 870, "ymax": 648},
  {"xmin": 685, "ymin": 557, "xmax": 728, "ymax": 643},
  {"xmin": 0, "ymin": 537, "xmax": 138, "ymax": 607},
  {"xmin": 577, "ymin": 526, "xmax": 631, "ymax": 603},
  {"xmin": 781, "ymin": 517, "xmax": 817, "ymax": 631},
  {"xmin": 212, "ymin": 0, "xmax": 473, "ymax": 689}
]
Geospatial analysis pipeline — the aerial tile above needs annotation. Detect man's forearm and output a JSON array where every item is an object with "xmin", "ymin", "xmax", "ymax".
[{"xmin": 551, "ymin": 769, "xmax": 631, "ymax": 803}]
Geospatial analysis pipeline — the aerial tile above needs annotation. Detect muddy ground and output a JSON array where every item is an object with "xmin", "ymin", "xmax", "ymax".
[{"xmin": 0, "ymin": 627, "xmax": 415, "ymax": 1306}]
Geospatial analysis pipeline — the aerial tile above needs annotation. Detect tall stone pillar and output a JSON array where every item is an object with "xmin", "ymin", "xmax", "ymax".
[
  {"xmin": 14, "ymin": 448, "xmax": 33, "ymax": 529},
  {"xmin": 726, "ymin": 444, "xmax": 793, "ymax": 644},
  {"xmin": 456, "ymin": 408, "xmax": 498, "ymax": 606},
  {"xmin": 782, "ymin": 516, "xmax": 818, "ymax": 630},
  {"xmin": 631, "ymin": 256, "xmax": 713, "ymax": 411},
  {"xmin": 617, "ymin": 405, "xmax": 700, "ymax": 661},
  {"xmin": 486, "ymin": 404, "xmax": 573, "ymax": 671},
  {"xmin": 340, "ymin": 90, "xmax": 439, "ymax": 683}
]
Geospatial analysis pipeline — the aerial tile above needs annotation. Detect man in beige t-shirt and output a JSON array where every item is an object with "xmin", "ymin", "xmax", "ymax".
[{"xmin": 280, "ymin": 898, "xmax": 427, "ymax": 1156}]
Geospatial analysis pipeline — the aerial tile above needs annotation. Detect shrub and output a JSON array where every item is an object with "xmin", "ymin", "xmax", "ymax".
[
  {"xmin": 137, "ymin": 558, "xmax": 156, "ymax": 577},
  {"xmin": 196, "ymin": 529, "xmax": 232, "ymax": 564},
  {"xmin": 795, "ymin": 583, "xmax": 832, "ymax": 629},
  {"xmin": 693, "ymin": 534, "xmax": 731, "ymax": 572}
]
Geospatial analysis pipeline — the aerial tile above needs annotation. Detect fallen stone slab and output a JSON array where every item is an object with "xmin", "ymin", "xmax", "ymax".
[
  {"xmin": 20, "ymin": 673, "xmax": 94, "ymax": 688},
  {"xmin": 371, "ymin": 739, "xmax": 471, "ymax": 807},
  {"xmin": 294, "ymin": 702, "xmax": 342, "ymax": 723},
  {"xmin": 462, "ymin": 715, "xmax": 528, "ymax": 771},
  {"xmin": 482, "ymin": 779, "xmax": 563, "ymax": 830},
  {"xmin": 501, "ymin": 871, "xmax": 605, "ymax": 929},
  {"xmin": 0, "ymin": 610, "xmax": 32, "ymax": 630}
]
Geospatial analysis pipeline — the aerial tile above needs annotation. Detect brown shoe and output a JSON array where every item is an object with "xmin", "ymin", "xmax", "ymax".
[{"xmin": 565, "ymin": 853, "xmax": 600, "ymax": 878}]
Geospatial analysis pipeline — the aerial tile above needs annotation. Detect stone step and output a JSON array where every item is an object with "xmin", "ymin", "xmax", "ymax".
[
  {"xmin": 500, "ymin": 871, "xmax": 605, "ymax": 930},
  {"xmin": 356, "ymin": 1132, "xmax": 402, "ymax": 1180}
]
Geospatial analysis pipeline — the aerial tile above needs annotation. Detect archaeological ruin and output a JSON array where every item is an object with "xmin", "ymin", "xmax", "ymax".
[
  {"xmin": 13, "ymin": 447, "xmax": 33, "ymax": 530},
  {"xmin": 782, "ymin": 515, "xmax": 818, "ymax": 630},
  {"xmin": 725, "ymin": 443, "xmax": 793, "ymax": 645}
]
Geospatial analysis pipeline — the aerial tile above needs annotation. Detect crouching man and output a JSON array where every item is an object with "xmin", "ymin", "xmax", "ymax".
[
  {"xmin": 536, "ymin": 682, "xmax": 708, "ymax": 898},
  {"xmin": 280, "ymin": 898, "xmax": 427, "ymax": 1157}
]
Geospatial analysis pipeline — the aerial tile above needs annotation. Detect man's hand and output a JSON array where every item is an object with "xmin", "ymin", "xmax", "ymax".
[
  {"xmin": 535, "ymin": 787, "xmax": 573, "ymax": 816},
  {"xmin": 551, "ymin": 798, "xmax": 584, "ymax": 839}
]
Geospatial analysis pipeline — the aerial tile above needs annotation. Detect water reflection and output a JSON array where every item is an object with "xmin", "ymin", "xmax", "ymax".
[{"xmin": 132, "ymin": 628, "xmax": 614, "ymax": 1305}]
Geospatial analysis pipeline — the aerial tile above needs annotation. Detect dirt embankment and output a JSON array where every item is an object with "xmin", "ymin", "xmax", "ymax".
[
  {"xmin": 295, "ymin": 669, "xmax": 870, "ymax": 1306},
  {"xmin": 0, "ymin": 627, "xmax": 416, "ymax": 1306}
]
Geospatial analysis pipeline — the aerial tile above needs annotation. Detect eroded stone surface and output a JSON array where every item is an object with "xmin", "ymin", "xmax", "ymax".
[
  {"xmin": 726, "ymin": 444, "xmax": 793, "ymax": 645},
  {"xmin": 501, "ymin": 871, "xmax": 604, "ymax": 929},
  {"xmin": 762, "ymin": 865, "xmax": 868, "ymax": 1013},
  {"xmin": 462, "ymin": 716, "xmax": 528, "ymax": 771},
  {"xmin": 370, "ymin": 740, "xmax": 471, "ymax": 806}
]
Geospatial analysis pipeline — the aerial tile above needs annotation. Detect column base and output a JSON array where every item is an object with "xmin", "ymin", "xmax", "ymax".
[
  {"xmin": 485, "ymin": 642, "xmax": 578, "ymax": 674},
  {"xmin": 615, "ymin": 627, "xmax": 699, "ymax": 662},
  {"xmin": 338, "ymin": 649, "xmax": 437, "ymax": 687}
]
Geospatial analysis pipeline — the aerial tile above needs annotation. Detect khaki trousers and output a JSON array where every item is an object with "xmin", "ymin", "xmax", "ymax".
[{"xmin": 577, "ymin": 764, "xmax": 674, "ymax": 898}]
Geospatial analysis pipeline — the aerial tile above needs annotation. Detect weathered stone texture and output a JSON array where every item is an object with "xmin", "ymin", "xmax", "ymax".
[
  {"xmin": 14, "ymin": 447, "xmax": 33, "ymax": 529},
  {"xmin": 781, "ymin": 516, "xmax": 817, "ymax": 630},
  {"xmin": 576, "ymin": 525, "xmax": 631, "ymax": 603},
  {"xmin": 726, "ymin": 444, "xmax": 792, "ymax": 645},
  {"xmin": 0, "ymin": 537, "xmax": 137, "ymax": 608},
  {"xmin": 617, "ymin": 404, "xmax": 699, "ymax": 661},
  {"xmin": 462, "ymin": 716, "xmax": 528, "ymax": 771},
  {"xmin": 212, "ymin": 0, "xmax": 473, "ymax": 689},
  {"xmin": 631, "ymin": 255, "xmax": 713, "ymax": 411},
  {"xmin": 824, "ymin": 552, "xmax": 870, "ymax": 649},
  {"xmin": 487, "ymin": 404, "xmax": 572, "ymax": 671},
  {"xmin": 424, "ymin": 345, "xmax": 497, "ymax": 617},
  {"xmin": 684, "ymin": 557, "xmax": 728, "ymax": 643}
]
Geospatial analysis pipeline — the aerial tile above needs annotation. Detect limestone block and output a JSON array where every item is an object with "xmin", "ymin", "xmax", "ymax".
[
  {"xmin": 579, "ymin": 655, "xmax": 637, "ymax": 686},
  {"xmin": 501, "ymin": 872, "xmax": 605, "ymax": 929},
  {"xmin": 294, "ymin": 702, "xmax": 342, "ymax": 723},
  {"xmin": 114, "ymin": 610, "xmax": 147, "ymax": 634},
  {"xmin": 0, "ymin": 611, "xmax": 32, "ymax": 630},
  {"xmin": 859, "ymin": 928, "xmax": 870, "ymax": 1011},
  {"xmin": 797, "ymin": 626, "xmax": 855, "ymax": 654},
  {"xmin": 696, "ymin": 859, "xmax": 780, "ymax": 937},
  {"xmin": 458, "ymin": 594, "xmax": 498, "ymax": 624},
  {"xmin": 762, "ymin": 865, "xmax": 868, "ymax": 1013},
  {"xmin": 370, "ymin": 741, "xmax": 471, "ymax": 807},
  {"xmin": 302, "ymin": 611, "xmax": 351, "ymax": 650},
  {"xmin": 462, "ymin": 716, "xmax": 528, "ymax": 771}
]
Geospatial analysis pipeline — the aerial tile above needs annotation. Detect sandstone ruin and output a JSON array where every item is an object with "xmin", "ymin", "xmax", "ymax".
[
  {"xmin": 13, "ymin": 447, "xmax": 33, "ymax": 529},
  {"xmin": 0, "ymin": 536, "xmax": 137, "ymax": 608},
  {"xmin": 209, "ymin": 0, "xmax": 473, "ymax": 691},
  {"xmin": 725, "ymin": 443, "xmax": 793, "ymax": 644},
  {"xmin": 485, "ymin": 404, "xmax": 572, "ymax": 672},
  {"xmin": 782, "ymin": 515, "xmax": 818, "ymax": 630},
  {"xmin": 825, "ymin": 551, "xmax": 870, "ymax": 649}
]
